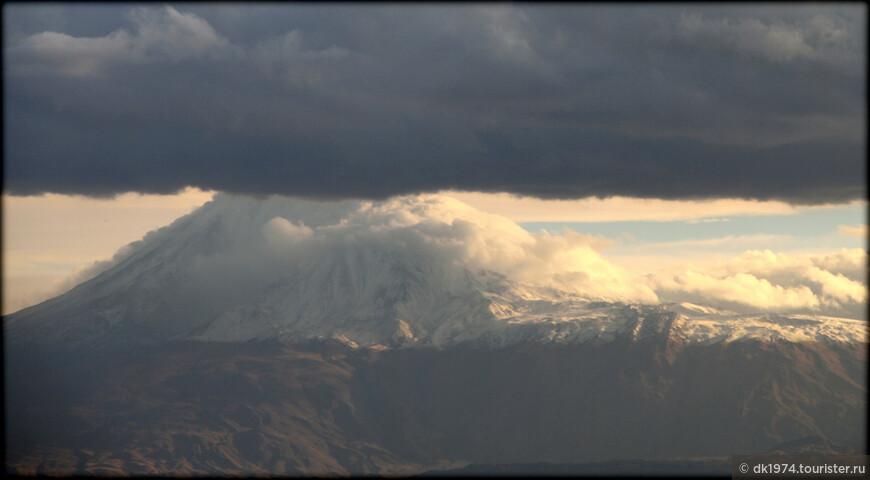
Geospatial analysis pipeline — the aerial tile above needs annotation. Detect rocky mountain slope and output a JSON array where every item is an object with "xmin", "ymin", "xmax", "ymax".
[{"xmin": 6, "ymin": 336, "xmax": 865, "ymax": 475}]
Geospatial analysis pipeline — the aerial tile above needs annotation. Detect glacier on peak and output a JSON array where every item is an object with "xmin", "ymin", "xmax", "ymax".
[{"xmin": 3, "ymin": 193, "xmax": 866, "ymax": 351}]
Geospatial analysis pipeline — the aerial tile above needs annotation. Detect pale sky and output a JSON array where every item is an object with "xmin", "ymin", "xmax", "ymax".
[{"xmin": 2, "ymin": 188, "xmax": 214, "ymax": 314}]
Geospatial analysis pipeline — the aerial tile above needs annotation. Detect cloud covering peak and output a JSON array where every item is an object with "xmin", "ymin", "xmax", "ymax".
[
  {"xmin": 252, "ymin": 193, "xmax": 660, "ymax": 304},
  {"xmin": 3, "ymin": 4, "xmax": 865, "ymax": 203},
  {"xmin": 43, "ymin": 193, "xmax": 867, "ymax": 321}
]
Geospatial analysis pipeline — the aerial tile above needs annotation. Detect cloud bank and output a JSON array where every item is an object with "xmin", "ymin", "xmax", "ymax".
[
  {"xmin": 4, "ymin": 4, "xmax": 865, "ymax": 203},
  {"xmin": 652, "ymin": 248, "xmax": 867, "ymax": 318},
  {"xmin": 44, "ymin": 193, "xmax": 867, "ymax": 320}
]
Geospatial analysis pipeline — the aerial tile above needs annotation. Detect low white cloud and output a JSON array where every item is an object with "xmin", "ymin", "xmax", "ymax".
[
  {"xmin": 253, "ymin": 194, "xmax": 658, "ymax": 304},
  {"xmin": 175, "ymin": 195, "xmax": 869, "ymax": 319},
  {"xmin": 177, "ymin": 196, "xmax": 867, "ymax": 319},
  {"xmin": 262, "ymin": 217, "xmax": 314, "ymax": 246},
  {"xmin": 803, "ymin": 267, "xmax": 866, "ymax": 304},
  {"xmin": 652, "ymin": 248, "xmax": 868, "ymax": 318},
  {"xmin": 810, "ymin": 248, "xmax": 867, "ymax": 280},
  {"xmin": 655, "ymin": 270, "xmax": 820, "ymax": 311}
]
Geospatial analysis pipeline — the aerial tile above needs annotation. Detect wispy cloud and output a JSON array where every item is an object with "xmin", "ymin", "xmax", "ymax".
[
  {"xmin": 629, "ymin": 234, "xmax": 794, "ymax": 251},
  {"xmin": 685, "ymin": 217, "xmax": 730, "ymax": 224},
  {"xmin": 447, "ymin": 191, "xmax": 863, "ymax": 223},
  {"xmin": 838, "ymin": 224, "xmax": 868, "ymax": 237}
]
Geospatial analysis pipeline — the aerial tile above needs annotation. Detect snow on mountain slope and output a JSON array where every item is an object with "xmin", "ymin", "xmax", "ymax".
[
  {"xmin": 665, "ymin": 303, "xmax": 867, "ymax": 345},
  {"xmin": 4, "ymin": 193, "xmax": 866, "ymax": 351}
]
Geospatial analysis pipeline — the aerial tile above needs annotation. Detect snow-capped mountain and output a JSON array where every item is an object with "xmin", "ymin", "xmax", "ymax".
[
  {"xmin": 4, "ymin": 193, "xmax": 866, "ymax": 353},
  {"xmin": 4, "ymin": 193, "xmax": 866, "ymax": 476}
]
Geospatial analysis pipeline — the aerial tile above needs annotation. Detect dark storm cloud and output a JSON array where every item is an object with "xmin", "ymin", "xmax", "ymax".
[{"xmin": 3, "ymin": 3, "xmax": 865, "ymax": 203}]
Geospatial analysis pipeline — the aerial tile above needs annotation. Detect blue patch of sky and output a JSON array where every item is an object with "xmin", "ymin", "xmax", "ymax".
[{"xmin": 520, "ymin": 204, "xmax": 867, "ymax": 247}]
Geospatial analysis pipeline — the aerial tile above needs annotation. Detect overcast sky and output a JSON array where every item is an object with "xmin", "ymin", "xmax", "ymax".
[{"xmin": 4, "ymin": 3, "xmax": 866, "ymax": 203}]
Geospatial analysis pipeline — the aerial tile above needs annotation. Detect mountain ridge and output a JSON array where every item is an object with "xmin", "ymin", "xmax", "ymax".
[{"xmin": 5, "ymin": 194, "xmax": 866, "ymax": 354}]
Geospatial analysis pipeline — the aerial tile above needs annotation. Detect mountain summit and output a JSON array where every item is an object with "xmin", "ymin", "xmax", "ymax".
[{"xmin": 5, "ymin": 193, "xmax": 865, "ymax": 353}]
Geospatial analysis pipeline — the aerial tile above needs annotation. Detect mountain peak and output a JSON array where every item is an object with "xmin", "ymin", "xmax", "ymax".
[{"xmin": 4, "ymin": 194, "xmax": 866, "ymax": 352}]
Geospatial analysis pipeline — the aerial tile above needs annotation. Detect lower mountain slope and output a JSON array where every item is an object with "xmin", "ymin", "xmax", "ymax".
[{"xmin": 5, "ymin": 335, "xmax": 865, "ymax": 475}]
